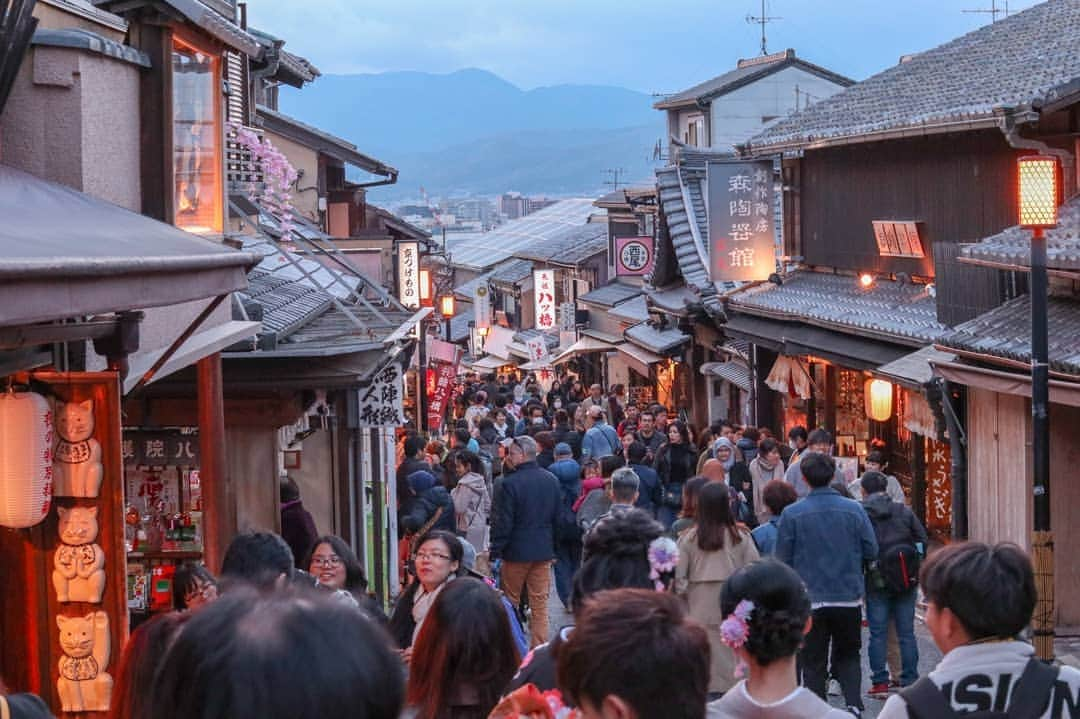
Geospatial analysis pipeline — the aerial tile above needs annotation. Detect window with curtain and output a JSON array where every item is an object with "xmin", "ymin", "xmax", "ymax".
[{"xmin": 172, "ymin": 37, "xmax": 223, "ymax": 234}]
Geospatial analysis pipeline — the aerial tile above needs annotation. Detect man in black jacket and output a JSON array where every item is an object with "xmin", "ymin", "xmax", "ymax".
[
  {"xmin": 861, "ymin": 471, "xmax": 928, "ymax": 697},
  {"xmin": 491, "ymin": 434, "xmax": 561, "ymax": 647}
]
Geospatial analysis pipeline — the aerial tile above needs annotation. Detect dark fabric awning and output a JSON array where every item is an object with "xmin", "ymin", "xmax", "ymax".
[
  {"xmin": 0, "ymin": 164, "xmax": 258, "ymax": 327},
  {"xmin": 723, "ymin": 313, "xmax": 909, "ymax": 370}
]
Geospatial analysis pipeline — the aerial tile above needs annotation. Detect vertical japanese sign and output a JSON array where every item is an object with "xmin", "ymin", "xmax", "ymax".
[
  {"xmin": 397, "ymin": 241, "xmax": 420, "ymax": 309},
  {"xmin": 355, "ymin": 364, "xmax": 406, "ymax": 427},
  {"xmin": 526, "ymin": 336, "xmax": 550, "ymax": 365},
  {"xmin": 615, "ymin": 236, "xmax": 655, "ymax": 276},
  {"xmin": 426, "ymin": 339, "xmax": 462, "ymax": 432},
  {"xmin": 533, "ymin": 269, "xmax": 556, "ymax": 330},
  {"xmin": 925, "ymin": 438, "xmax": 952, "ymax": 537},
  {"xmin": 707, "ymin": 160, "xmax": 775, "ymax": 282},
  {"xmin": 473, "ymin": 285, "xmax": 491, "ymax": 330}
]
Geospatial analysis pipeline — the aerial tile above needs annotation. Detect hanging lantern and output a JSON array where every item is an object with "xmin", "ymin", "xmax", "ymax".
[
  {"xmin": 0, "ymin": 390, "xmax": 53, "ymax": 528},
  {"xmin": 865, "ymin": 379, "xmax": 894, "ymax": 422}
]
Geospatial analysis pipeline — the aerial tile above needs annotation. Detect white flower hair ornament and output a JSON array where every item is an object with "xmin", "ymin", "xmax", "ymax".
[{"xmin": 647, "ymin": 536, "xmax": 678, "ymax": 591}]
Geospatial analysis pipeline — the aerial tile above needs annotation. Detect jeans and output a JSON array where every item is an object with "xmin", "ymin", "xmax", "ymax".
[
  {"xmin": 658, "ymin": 505, "xmax": 678, "ymax": 531},
  {"xmin": 801, "ymin": 605, "xmax": 864, "ymax": 710},
  {"xmin": 866, "ymin": 589, "xmax": 919, "ymax": 686},
  {"xmin": 500, "ymin": 560, "xmax": 552, "ymax": 648},
  {"xmin": 553, "ymin": 540, "xmax": 581, "ymax": 609}
]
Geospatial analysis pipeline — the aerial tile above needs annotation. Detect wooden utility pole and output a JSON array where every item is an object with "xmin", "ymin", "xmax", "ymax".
[{"xmin": 198, "ymin": 352, "xmax": 233, "ymax": 573}]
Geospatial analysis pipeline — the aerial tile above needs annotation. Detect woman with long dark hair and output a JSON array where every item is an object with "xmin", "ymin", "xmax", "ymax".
[
  {"xmin": 403, "ymin": 577, "xmax": 520, "ymax": 719},
  {"xmin": 654, "ymin": 420, "xmax": 697, "ymax": 530},
  {"xmin": 388, "ymin": 530, "xmax": 466, "ymax": 658},
  {"xmin": 676, "ymin": 481, "xmax": 759, "ymax": 698},
  {"xmin": 110, "ymin": 611, "xmax": 190, "ymax": 719},
  {"xmin": 671, "ymin": 475, "xmax": 709, "ymax": 537}
]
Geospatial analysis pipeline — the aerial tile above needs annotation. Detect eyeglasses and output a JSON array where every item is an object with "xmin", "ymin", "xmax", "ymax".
[
  {"xmin": 310, "ymin": 555, "xmax": 343, "ymax": 568},
  {"xmin": 414, "ymin": 551, "xmax": 451, "ymax": 562},
  {"xmin": 184, "ymin": 582, "xmax": 217, "ymax": 603}
]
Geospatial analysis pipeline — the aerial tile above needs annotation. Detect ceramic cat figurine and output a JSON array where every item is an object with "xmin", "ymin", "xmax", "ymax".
[
  {"xmin": 53, "ymin": 506, "xmax": 106, "ymax": 604},
  {"xmin": 54, "ymin": 399, "xmax": 103, "ymax": 498},
  {"xmin": 57, "ymin": 611, "xmax": 112, "ymax": 712}
]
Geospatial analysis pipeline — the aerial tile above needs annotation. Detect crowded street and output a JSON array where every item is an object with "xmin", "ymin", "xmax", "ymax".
[{"xmin": 2, "ymin": 0, "xmax": 1080, "ymax": 717}]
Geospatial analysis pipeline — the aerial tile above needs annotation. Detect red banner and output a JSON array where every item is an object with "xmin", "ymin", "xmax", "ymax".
[
  {"xmin": 427, "ymin": 359, "xmax": 459, "ymax": 432},
  {"xmin": 925, "ymin": 438, "xmax": 952, "ymax": 538}
]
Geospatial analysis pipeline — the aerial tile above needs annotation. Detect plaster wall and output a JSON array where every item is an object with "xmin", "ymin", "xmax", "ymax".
[
  {"xmin": 264, "ymin": 128, "xmax": 320, "ymax": 221},
  {"xmin": 33, "ymin": 1, "xmax": 127, "ymax": 42}
]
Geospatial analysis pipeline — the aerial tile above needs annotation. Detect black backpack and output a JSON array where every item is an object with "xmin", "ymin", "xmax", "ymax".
[
  {"xmin": 901, "ymin": 657, "xmax": 1060, "ymax": 719},
  {"xmin": 878, "ymin": 539, "xmax": 921, "ymax": 595}
]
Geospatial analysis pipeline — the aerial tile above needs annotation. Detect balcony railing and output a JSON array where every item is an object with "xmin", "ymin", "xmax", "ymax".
[{"xmin": 225, "ymin": 125, "xmax": 265, "ymax": 194}]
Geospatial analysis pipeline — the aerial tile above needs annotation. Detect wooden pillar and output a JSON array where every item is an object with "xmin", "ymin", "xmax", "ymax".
[
  {"xmin": 911, "ymin": 435, "xmax": 927, "ymax": 524},
  {"xmin": 198, "ymin": 353, "xmax": 233, "ymax": 573},
  {"xmin": 824, "ymin": 365, "xmax": 838, "ymax": 433}
]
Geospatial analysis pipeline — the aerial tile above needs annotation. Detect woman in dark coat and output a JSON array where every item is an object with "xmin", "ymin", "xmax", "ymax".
[
  {"xmin": 399, "ymin": 470, "xmax": 456, "ymax": 539},
  {"xmin": 654, "ymin": 420, "xmax": 697, "ymax": 530}
]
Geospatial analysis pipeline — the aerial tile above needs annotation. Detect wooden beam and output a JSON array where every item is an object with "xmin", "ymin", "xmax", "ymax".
[{"xmin": 198, "ymin": 353, "xmax": 233, "ymax": 572}]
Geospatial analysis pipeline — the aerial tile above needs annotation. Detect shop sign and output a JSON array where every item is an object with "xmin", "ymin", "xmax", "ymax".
[
  {"xmin": 123, "ymin": 430, "xmax": 200, "ymax": 466},
  {"xmin": 707, "ymin": 160, "xmax": 775, "ymax": 282},
  {"xmin": 872, "ymin": 221, "xmax": 925, "ymax": 259},
  {"xmin": 397, "ymin": 241, "xmax": 421, "ymax": 309},
  {"xmin": 533, "ymin": 269, "xmax": 556, "ymax": 330},
  {"xmin": 526, "ymin": 337, "xmax": 550, "ymax": 365},
  {"xmin": 628, "ymin": 385, "xmax": 655, "ymax": 406},
  {"xmin": 615, "ymin": 236, "xmax": 654, "ymax": 276},
  {"xmin": 925, "ymin": 438, "xmax": 952, "ymax": 534},
  {"xmin": 473, "ymin": 285, "xmax": 491, "ymax": 330},
  {"xmin": 355, "ymin": 364, "xmax": 406, "ymax": 427},
  {"xmin": 427, "ymin": 360, "xmax": 460, "ymax": 432}
]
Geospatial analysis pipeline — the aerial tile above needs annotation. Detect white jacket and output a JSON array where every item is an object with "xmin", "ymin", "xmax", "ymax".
[{"xmin": 879, "ymin": 640, "xmax": 1080, "ymax": 718}]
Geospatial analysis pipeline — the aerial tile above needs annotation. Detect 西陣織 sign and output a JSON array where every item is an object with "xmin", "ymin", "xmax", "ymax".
[
  {"xmin": 615, "ymin": 236, "xmax": 654, "ymax": 276},
  {"xmin": 707, "ymin": 161, "xmax": 775, "ymax": 282},
  {"xmin": 397, "ymin": 241, "xmax": 420, "ymax": 309},
  {"xmin": 533, "ymin": 269, "xmax": 556, "ymax": 330},
  {"xmin": 355, "ymin": 364, "xmax": 406, "ymax": 427}
]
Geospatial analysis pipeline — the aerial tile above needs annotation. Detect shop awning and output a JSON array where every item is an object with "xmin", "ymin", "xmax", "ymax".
[
  {"xmin": 0, "ymin": 164, "xmax": 257, "ymax": 328},
  {"xmin": 469, "ymin": 354, "xmax": 516, "ymax": 370},
  {"xmin": 723, "ymin": 313, "xmax": 909, "ymax": 370},
  {"xmin": 551, "ymin": 335, "xmax": 619, "ymax": 365},
  {"xmin": 483, "ymin": 326, "xmax": 517, "ymax": 360},
  {"xmin": 616, "ymin": 342, "xmax": 664, "ymax": 377},
  {"xmin": 932, "ymin": 358, "xmax": 1080, "ymax": 409},
  {"xmin": 875, "ymin": 345, "xmax": 955, "ymax": 389},
  {"xmin": 519, "ymin": 359, "xmax": 552, "ymax": 371},
  {"xmin": 700, "ymin": 361, "xmax": 752, "ymax": 392},
  {"xmin": 124, "ymin": 320, "xmax": 260, "ymax": 394}
]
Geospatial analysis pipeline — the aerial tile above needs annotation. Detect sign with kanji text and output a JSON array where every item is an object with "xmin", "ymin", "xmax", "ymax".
[
  {"xmin": 427, "ymin": 360, "xmax": 460, "ymax": 432},
  {"xmin": 872, "ymin": 221, "xmax": 925, "ymax": 259},
  {"xmin": 533, "ymin": 269, "xmax": 556, "ymax": 330},
  {"xmin": 123, "ymin": 430, "xmax": 200, "ymax": 466},
  {"xmin": 924, "ymin": 438, "xmax": 952, "ymax": 537},
  {"xmin": 559, "ymin": 302, "xmax": 576, "ymax": 331},
  {"xmin": 355, "ymin": 364, "xmax": 406, "ymax": 427},
  {"xmin": 526, "ymin": 336, "xmax": 550, "ymax": 365},
  {"xmin": 473, "ymin": 284, "xmax": 491, "ymax": 330},
  {"xmin": 615, "ymin": 236, "xmax": 654, "ymax": 276},
  {"xmin": 707, "ymin": 160, "xmax": 775, "ymax": 282},
  {"xmin": 397, "ymin": 241, "xmax": 421, "ymax": 309}
]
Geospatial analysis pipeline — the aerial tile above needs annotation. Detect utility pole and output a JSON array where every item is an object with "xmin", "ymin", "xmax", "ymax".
[
  {"xmin": 963, "ymin": 0, "xmax": 1009, "ymax": 22},
  {"xmin": 603, "ymin": 168, "xmax": 626, "ymax": 192},
  {"xmin": 746, "ymin": 0, "xmax": 781, "ymax": 56}
]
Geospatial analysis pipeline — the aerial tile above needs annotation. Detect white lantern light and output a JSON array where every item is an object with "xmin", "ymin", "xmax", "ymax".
[
  {"xmin": 865, "ymin": 379, "xmax": 894, "ymax": 422},
  {"xmin": 0, "ymin": 390, "xmax": 53, "ymax": 528}
]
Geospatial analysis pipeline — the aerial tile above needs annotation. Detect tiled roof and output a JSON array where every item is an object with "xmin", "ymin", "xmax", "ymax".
[
  {"xmin": 725, "ymin": 270, "xmax": 947, "ymax": 346},
  {"xmin": 654, "ymin": 49, "xmax": 853, "ymax": 109},
  {"xmin": 937, "ymin": 294, "xmax": 1080, "ymax": 376},
  {"xmin": 746, "ymin": 0, "xmax": 1080, "ymax": 152},
  {"xmin": 656, "ymin": 165, "xmax": 724, "ymax": 315},
  {"xmin": 625, "ymin": 322, "xmax": 690, "ymax": 354},
  {"xmin": 32, "ymin": 28, "xmax": 150, "ymax": 67},
  {"xmin": 490, "ymin": 258, "xmax": 535, "ymax": 286},
  {"xmin": 578, "ymin": 281, "xmax": 642, "ymax": 308},
  {"xmin": 513, "ymin": 222, "xmax": 607, "ymax": 266},
  {"xmin": 256, "ymin": 106, "xmax": 397, "ymax": 178},
  {"xmin": 608, "ymin": 294, "xmax": 650, "ymax": 323},
  {"xmin": 961, "ymin": 194, "xmax": 1080, "ymax": 271},
  {"xmin": 646, "ymin": 285, "xmax": 698, "ymax": 315}
]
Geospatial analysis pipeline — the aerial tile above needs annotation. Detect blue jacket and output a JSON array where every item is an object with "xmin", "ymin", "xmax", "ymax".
[
  {"xmin": 775, "ymin": 487, "xmax": 878, "ymax": 603},
  {"xmin": 490, "ymin": 461, "xmax": 561, "ymax": 562},
  {"xmin": 751, "ymin": 517, "xmax": 780, "ymax": 556},
  {"xmin": 630, "ymin": 463, "xmax": 662, "ymax": 517},
  {"xmin": 581, "ymin": 421, "xmax": 621, "ymax": 460}
]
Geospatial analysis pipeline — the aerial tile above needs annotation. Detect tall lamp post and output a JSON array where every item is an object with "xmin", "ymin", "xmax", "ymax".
[{"xmin": 1019, "ymin": 154, "xmax": 1059, "ymax": 661}]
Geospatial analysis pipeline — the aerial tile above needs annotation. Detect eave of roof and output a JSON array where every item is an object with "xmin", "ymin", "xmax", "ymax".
[
  {"xmin": 95, "ymin": 0, "xmax": 262, "ymax": 57},
  {"xmin": 32, "ymin": 28, "xmax": 149, "ymax": 67},
  {"xmin": 256, "ymin": 105, "xmax": 397, "ymax": 178}
]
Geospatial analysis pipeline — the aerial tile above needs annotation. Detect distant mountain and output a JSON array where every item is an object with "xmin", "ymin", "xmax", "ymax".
[{"xmin": 277, "ymin": 68, "xmax": 663, "ymax": 197}]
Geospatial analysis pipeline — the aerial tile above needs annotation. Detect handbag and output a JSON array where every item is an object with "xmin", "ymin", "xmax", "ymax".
[{"xmin": 662, "ymin": 482, "xmax": 683, "ymax": 509}]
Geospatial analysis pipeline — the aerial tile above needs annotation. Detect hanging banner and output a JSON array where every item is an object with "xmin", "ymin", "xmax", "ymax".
[
  {"xmin": 533, "ymin": 269, "xmax": 556, "ymax": 330},
  {"xmin": 355, "ymin": 364, "xmax": 406, "ymax": 427},
  {"xmin": 397, "ymin": 241, "xmax": 420, "ymax": 309},
  {"xmin": 526, "ymin": 336, "xmax": 550, "ymax": 365},
  {"xmin": 925, "ymin": 438, "xmax": 952, "ymax": 537},
  {"xmin": 615, "ymin": 236, "xmax": 655, "ymax": 276},
  {"xmin": 473, "ymin": 284, "xmax": 491, "ymax": 330},
  {"xmin": 707, "ymin": 160, "xmax": 775, "ymax": 282},
  {"xmin": 427, "ymin": 360, "xmax": 460, "ymax": 432}
]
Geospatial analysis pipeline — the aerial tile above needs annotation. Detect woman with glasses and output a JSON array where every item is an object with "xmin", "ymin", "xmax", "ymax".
[
  {"xmin": 304, "ymin": 534, "xmax": 386, "ymax": 621},
  {"xmin": 389, "ymin": 529, "xmax": 466, "ymax": 662},
  {"xmin": 172, "ymin": 562, "xmax": 218, "ymax": 612}
]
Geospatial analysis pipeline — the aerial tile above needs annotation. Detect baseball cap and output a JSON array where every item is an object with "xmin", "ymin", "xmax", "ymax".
[{"xmin": 554, "ymin": 442, "xmax": 572, "ymax": 457}]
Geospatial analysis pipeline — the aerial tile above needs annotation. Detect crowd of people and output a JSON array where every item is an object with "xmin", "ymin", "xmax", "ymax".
[{"xmin": 3, "ymin": 371, "xmax": 1077, "ymax": 718}]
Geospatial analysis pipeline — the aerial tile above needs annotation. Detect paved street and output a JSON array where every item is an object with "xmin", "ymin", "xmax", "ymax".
[{"xmin": 544, "ymin": 571, "xmax": 943, "ymax": 717}]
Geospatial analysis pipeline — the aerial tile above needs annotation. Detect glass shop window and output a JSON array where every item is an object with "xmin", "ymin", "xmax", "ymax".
[{"xmin": 172, "ymin": 37, "xmax": 223, "ymax": 234}]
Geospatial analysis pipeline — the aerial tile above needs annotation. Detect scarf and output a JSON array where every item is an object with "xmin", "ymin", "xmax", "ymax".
[{"xmin": 714, "ymin": 436, "xmax": 737, "ymax": 471}]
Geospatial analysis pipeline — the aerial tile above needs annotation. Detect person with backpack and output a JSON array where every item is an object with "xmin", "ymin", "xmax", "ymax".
[
  {"xmin": 860, "ymin": 471, "xmax": 928, "ymax": 698},
  {"xmin": 549, "ymin": 442, "xmax": 582, "ymax": 610},
  {"xmin": 879, "ymin": 541, "xmax": 1080, "ymax": 719}
]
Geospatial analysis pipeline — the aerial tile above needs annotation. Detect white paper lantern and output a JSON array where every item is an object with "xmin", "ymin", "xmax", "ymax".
[{"xmin": 0, "ymin": 390, "xmax": 53, "ymax": 528}]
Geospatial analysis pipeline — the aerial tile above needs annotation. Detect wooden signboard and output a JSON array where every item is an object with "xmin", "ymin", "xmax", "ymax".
[
  {"xmin": 872, "ymin": 221, "xmax": 926, "ymax": 259},
  {"xmin": 925, "ymin": 437, "xmax": 952, "ymax": 538}
]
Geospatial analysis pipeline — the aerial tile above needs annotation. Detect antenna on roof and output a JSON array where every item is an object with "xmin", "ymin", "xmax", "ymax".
[
  {"xmin": 604, "ymin": 168, "xmax": 626, "ymax": 191},
  {"xmin": 746, "ymin": 0, "xmax": 781, "ymax": 56},
  {"xmin": 963, "ymin": 0, "xmax": 1009, "ymax": 22}
]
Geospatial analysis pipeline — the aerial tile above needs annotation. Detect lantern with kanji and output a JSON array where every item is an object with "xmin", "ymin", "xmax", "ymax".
[
  {"xmin": 0, "ymin": 389, "xmax": 54, "ymax": 528},
  {"xmin": 864, "ymin": 379, "xmax": 894, "ymax": 422}
]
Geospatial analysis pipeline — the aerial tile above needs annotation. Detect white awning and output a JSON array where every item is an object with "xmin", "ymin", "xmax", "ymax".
[
  {"xmin": 551, "ymin": 335, "xmax": 619, "ymax": 365},
  {"xmin": 700, "ymin": 361, "xmax": 752, "ymax": 392},
  {"xmin": 469, "ymin": 354, "xmax": 516, "ymax": 370},
  {"xmin": 615, "ymin": 342, "xmax": 663, "ymax": 377},
  {"xmin": 123, "ymin": 320, "xmax": 261, "ymax": 394},
  {"xmin": 483, "ymin": 325, "xmax": 517, "ymax": 360}
]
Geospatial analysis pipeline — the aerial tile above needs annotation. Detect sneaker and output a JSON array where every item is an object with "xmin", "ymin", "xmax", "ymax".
[
  {"xmin": 867, "ymin": 683, "xmax": 890, "ymax": 699},
  {"xmin": 846, "ymin": 706, "xmax": 862, "ymax": 718},
  {"xmin": 889, "ymin": 679, "xmax": 902, "ymax": 691},
  {"xmin": 828, "ymin": 679, "xmax": 842, "ymax": 696}
]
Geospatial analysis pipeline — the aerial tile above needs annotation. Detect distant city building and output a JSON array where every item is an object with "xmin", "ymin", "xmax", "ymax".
[{"xmin": 500, "ymin": 192, "xmax": 529, "ymax": 220}]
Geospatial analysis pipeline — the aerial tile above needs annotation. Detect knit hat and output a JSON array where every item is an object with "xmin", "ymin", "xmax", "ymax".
[{"xmin": 407, "ymin": 470, "xmax": 437, "ymax": 494}]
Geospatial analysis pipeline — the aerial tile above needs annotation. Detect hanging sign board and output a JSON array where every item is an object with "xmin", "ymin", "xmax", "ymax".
[
  {"xmin": 707, "ymin": 160, "xmax": 775, "ymax": 282},
  {"xmin": 355, "ymin": 364, "xmax": 406, "ymax": 427},
  {"xmin": 872, "ymin": 221, "xmax": 925, "ymax": 258},
  {"xmin": 559, "ymin": 301, "xmax": 576, "ymax": 331},
  {"xmin": 397, "ymin": 241, "xmax": 421, "ymax": 309},
  {"xmin": 427, "ymin": 360, "xmax": 460, "ymax": 432},
  {"xmin": 473, "ymin": 285, "xmax": 491, "ymax": 330},
  {"xmin": 615, "ymin": 236, "xmax": 654, "ymax": 276},
  {"xmin": 533, "ymin": 269, "xmax": 556, "ymax": 330},
  {"xmin": 526, "ymin": 336, "xmax": 550, "ymax": 365}
]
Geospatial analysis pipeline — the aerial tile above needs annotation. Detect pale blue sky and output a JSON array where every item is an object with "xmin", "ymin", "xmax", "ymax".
[{"xmin": 246, "ymin": 0, "xmax": 1042, "ymax": 93}]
